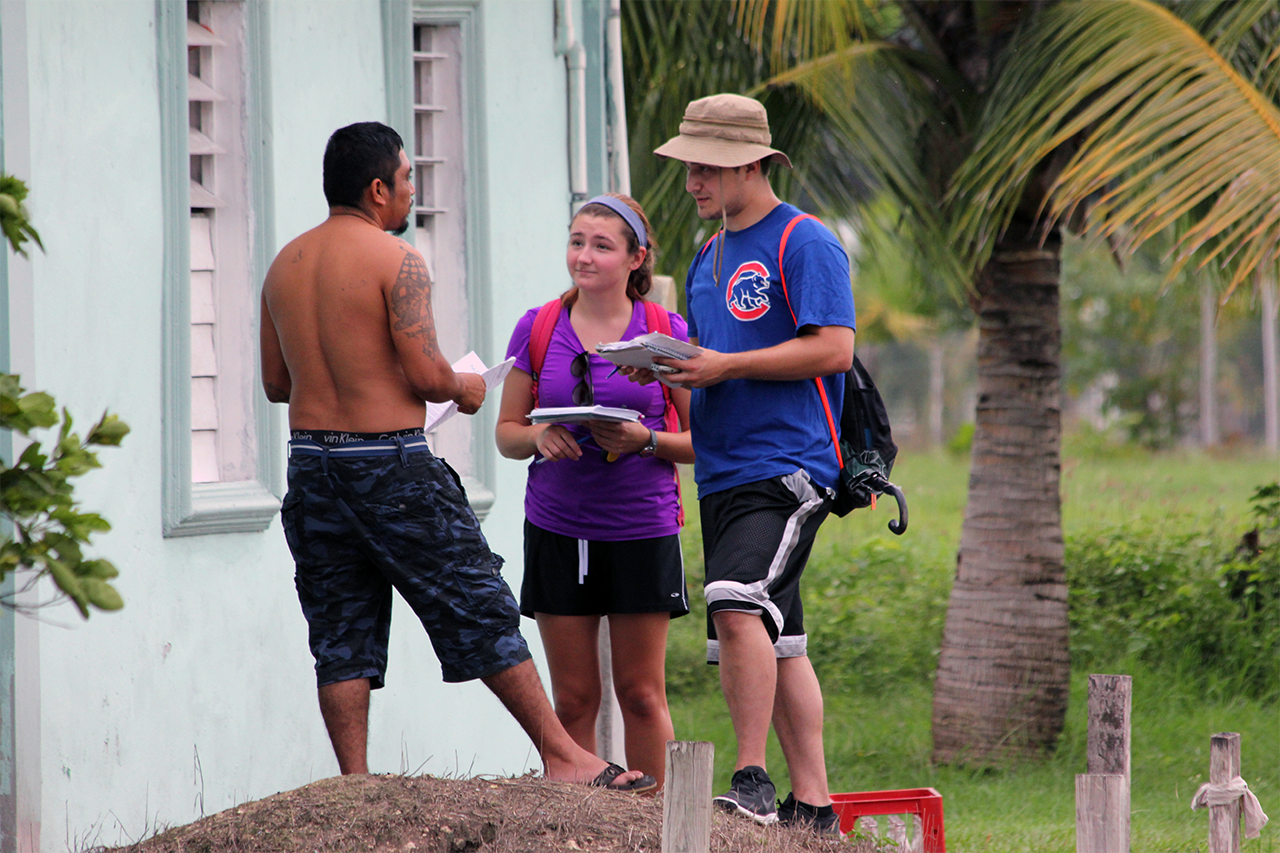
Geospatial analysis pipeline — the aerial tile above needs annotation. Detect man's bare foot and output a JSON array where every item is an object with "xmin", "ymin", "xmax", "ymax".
[
  {"xmin": 588, "ymin": 762, "xmax": 658, "ymax": 793},
  {"xmin": 545, "ymin": 755, "xmax": 656, "ymax": 792}
]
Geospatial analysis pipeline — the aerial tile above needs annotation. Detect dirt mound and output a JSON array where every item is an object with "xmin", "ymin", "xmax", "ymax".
[{"xmin": 97, "ymin": 773, "xmax": 877, "ymax": 852}]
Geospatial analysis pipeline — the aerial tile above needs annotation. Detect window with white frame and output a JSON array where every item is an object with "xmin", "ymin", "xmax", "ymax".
[
  {"xmin": 413, "ymin": 23, "xmax": 475, "ymax": 478},
  {"xmin": 379, "ymin": 7, "xmax": 492, "ymax": 515},
  {"xmin": 188, "ymin": 0, "xmax": 256, "ymax": 484},
  {"xmin": 160, "ymin": 0, "xmax": 278, "ymax": 536}
]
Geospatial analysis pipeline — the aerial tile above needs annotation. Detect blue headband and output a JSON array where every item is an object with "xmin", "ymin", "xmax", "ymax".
[{"xmin": 582, "ymin": 195, "xmax": 647, "ymax": 248}]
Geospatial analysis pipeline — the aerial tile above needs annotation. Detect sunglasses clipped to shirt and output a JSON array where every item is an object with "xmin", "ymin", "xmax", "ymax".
[
  {"xmin": 568, "ymin": 351, "xmax": 621, "ymax": 462},
  {"xmin": 570, "ymin": 350, "xmax": 594, "ymax": 406}
]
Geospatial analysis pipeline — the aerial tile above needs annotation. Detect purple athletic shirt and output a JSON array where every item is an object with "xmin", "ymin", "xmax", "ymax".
[{"xmin": 505, "ymin": 299, "xmax": 689, "ymax": 541}]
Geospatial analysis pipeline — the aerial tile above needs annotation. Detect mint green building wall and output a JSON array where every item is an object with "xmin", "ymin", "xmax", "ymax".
[{"xmin": 1, "ymin": 1, "xmax": 607, "ymax": 849}]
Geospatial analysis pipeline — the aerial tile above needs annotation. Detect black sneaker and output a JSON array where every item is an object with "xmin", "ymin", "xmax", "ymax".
[
  {"xmin": 713, "ymin": 765, "xmax": 778, "ymax": 824},
  {"xmin": 777, "ymin": 792, "xmax": 842, "ymax": 838}
]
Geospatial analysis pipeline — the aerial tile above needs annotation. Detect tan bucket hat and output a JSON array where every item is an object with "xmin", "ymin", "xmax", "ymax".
[{"xmin": 654, "ymin": 93, "xmax": 793, "ymax": 170}]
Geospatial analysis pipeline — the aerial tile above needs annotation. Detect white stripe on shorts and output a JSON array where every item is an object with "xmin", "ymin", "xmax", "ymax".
[
  {"xmin": 577, "ymin": 538, "xmax": 589, "ymax": 585},
  {"xmin": 706, "ymin": 633, "xmax": 808, "ymax": 662},
  {"xmin": 704, "ymin": 469, "xmax": 825, "ymax": 642}
]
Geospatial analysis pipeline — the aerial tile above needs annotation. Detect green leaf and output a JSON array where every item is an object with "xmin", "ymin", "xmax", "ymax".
[
  {"xmin": 17, "ymin": 441, "xmax": 48, "ymax": 469},
  {"xmin": 82, "ymin": 578, "xmax": 124, "ymax": 611},
  {"xmin": 0, "ymin": 175, "xmax": 43, "ymax": 257},
  {"xmin": 80, "ymin": 559, "xmax": 119, "ymax": 580},
  {"xmin": 55, "ymin": 447, "xmax": 100, "ymax": 477},
  {"xmin": 87, "ymin": 413, "xmax": 130, "ymax": 446},
  {"xmin": 17, "ymin": 392, "xmax": 57, "ymax": 426},
  {"xmin": 50, "ymin": 509, "xmax": 112, "ymax": 539},
  {"xmin": 42, "ymin": 532, "xmax": 84, "ymax": 566},
  {"xmin": 0, "ymin": 373, "xmax": 23, "ymax": 400},
  {"xmin": 43, "ymin": 557, "xmax": 90, "ymax": 616}
]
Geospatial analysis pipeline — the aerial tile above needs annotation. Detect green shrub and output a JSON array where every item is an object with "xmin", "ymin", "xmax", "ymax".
[
  {"xmin": 1066, "ymin": 482, "xmax": 1279, "ymax": 700},
  {"xmin": 946, "ymin": 422, "xmax": 974, "ymax": 455},
  {"xmin": 804, "ymin": 536, "xmax": 949, "ymax": 693},
  {"xmin": 669, "ymin": 458, "xmax": 1278, "ymax": 708}
]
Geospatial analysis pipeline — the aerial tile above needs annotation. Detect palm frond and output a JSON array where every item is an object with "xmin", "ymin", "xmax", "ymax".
[
  {"xmin": 949, "ymin": 0, "xmax": 1280, "ymax": 294},
  {"xmin": 623, "ymin": 0, "xmax": 869, "ymax": 292},
  {"xmin": 751, "ymin": 36, "xmax": 971, "ymax": 291},
  {"xmin": 735, "ymin": 0, "xmax": 885, "ymax": 69}
]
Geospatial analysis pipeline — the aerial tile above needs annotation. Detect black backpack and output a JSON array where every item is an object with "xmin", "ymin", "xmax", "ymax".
[
  {"xmin": 776, "ymin": 214, "xmax": 908, "ymax": 533},
  {"xmin": 832, "ymin": 356, "xmax": 906, "ymax": 529}
]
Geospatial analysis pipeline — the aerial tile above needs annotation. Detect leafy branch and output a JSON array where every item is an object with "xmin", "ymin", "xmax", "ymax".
[
  {"xmin": 0, "ymin": 375, "xmax": 130, "ymax": 616},
  {"xmin": 0, "ymin": 174, "xmax": 43, "ymax": 257}
]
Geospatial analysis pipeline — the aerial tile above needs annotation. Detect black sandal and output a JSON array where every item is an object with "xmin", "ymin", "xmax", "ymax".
[{"xmin": 591, "ymin": 762, "xmax": 657, "ymax": 793}]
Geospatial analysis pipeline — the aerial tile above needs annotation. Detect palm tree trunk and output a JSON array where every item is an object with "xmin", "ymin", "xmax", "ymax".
[{"xmin": 931, "ymin": 225, "xmax": 1070, "ymax": 765}]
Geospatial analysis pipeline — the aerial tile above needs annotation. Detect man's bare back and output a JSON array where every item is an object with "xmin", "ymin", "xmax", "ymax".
[{"xmin": 260, "ymin": 213, "xmax": 484, "ymax": 432}]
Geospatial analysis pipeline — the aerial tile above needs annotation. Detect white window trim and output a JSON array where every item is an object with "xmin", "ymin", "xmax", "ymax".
[
  {"xmin": 158, "ymin": 0, "xmax": 282, "ymax": 536},
  {"xmin": 385, "ymin": 0, "xmax": 496, "ymax": 519}
]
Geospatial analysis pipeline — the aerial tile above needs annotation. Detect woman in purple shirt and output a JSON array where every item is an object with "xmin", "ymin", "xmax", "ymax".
[{"xmin": 496, "ymin": 194, "xmax": 693, "ymax": 789}]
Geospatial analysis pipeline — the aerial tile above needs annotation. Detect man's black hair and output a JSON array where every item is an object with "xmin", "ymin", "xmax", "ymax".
[{"xmin": 323, "ymin": 122, "xmax": 405, "ymax": 209}]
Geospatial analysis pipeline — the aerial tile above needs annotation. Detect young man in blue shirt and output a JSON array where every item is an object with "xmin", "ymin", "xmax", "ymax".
[{"xmin": 649, "ymin": 94, "xmax": 857, "ymax": 836}]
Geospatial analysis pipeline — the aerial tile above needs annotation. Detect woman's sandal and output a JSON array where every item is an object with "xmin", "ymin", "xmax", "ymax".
[{"xmin": 591, "ymin": 762, "xmax": 657, "ymax": 793}]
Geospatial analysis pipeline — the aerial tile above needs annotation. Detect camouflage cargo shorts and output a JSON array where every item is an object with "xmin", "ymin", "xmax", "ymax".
[{"xmin": 281, "ymin": 436, "xmax": 531, "ymax": 688}]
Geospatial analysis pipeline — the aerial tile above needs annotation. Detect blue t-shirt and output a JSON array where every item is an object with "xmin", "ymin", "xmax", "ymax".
[
  {"xmin": 506, "ymin": 299, "xmax": 689, "ymax": 540},
  {"xmin": 685, "ymin": 202, "xmax": 856, "ymax": 497}
]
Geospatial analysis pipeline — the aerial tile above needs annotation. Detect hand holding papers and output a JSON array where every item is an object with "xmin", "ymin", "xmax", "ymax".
[
  {"xmin": 595, "ymin": 332, "xmax": 701, "ymax": 367},
  {"xmin": 528, "ymin": 405, "xmax": 641, "ymax": 424},
  {"xmin": 595, "ymin": 333, "xmax": 701, "ymax": 386},
  {"xmin": 527, "ymin": 407, "xmax": 640, "ymax": 465},
  {"xmin": 424, "ymin": 353, "xmax": 516, "ymax": 432}
]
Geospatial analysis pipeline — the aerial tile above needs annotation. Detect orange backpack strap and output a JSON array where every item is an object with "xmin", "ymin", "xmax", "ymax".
[
  {"xmin": 696, "ymin": 232, "xmax": 719, "ymax": 259},
  {"xmin": 643, "ymin": 299, "xmax": 685, "ymax": 527},
  {"xmin": 528, "ymin": 298, "xmax": 564, "ymax": 407},
  {"xmin": 777, "ymin": 214, "xmax": 843, "ymax": 469}
]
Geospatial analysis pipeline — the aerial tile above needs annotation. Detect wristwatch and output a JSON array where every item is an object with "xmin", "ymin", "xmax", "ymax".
[{"xmin": 639, "ymin": 428, "xmax": 658, "ymax": 458}]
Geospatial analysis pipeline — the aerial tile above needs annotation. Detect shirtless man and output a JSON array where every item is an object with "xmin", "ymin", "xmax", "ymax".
[{"xmin": 260, "ymin": 121, "xmax": 653, "ymax": 791}]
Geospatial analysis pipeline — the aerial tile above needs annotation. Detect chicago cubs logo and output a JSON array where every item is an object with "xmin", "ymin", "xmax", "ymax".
[{"xmin": 726, "ymin": 261, "xmax": 772, "ymax": 321}]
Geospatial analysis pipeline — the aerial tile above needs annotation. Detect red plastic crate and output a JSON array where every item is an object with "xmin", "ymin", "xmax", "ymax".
[{"xmin": 829, "ymin": 787, "xmax": 945, "ymax": 851}]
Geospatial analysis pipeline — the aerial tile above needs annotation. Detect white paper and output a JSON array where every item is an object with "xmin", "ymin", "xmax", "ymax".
[
  {"xmin": 595, "ymin": 332, "xmax": 702, "ymax": 369},
  {"xmin": 527, "ymin": 405, "xmax": 642, "ymax": 424},
  {"xmin": 423, "ymin": 353, "xmax": 516, "ymax": 432}
]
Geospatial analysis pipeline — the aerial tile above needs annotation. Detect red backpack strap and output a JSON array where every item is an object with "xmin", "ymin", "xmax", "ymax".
[
  {"xmin": 528, "ymin": 298, "xmax": 563, "ymax": 407},
  {"xmin": 777, "ymin": 214, "xmax": 843, "ymax": 470},
  {"xmin": 643, "ymin": 300, "xmax": 685, "ymax": 527},
  {"xmin": 643, "ymin": 301, "xmax": 681, "ymax": 435}
]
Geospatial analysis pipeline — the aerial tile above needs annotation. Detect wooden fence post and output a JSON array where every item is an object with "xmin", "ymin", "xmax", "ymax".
[
  {"xmin": 662, "ymin": 741, "xmax": 714, "ymax": 853},
  {"xmin": 1209, "ymin": 733, "xmax": 1242, "ymax": 853},
  {"xmin": 1076, "ymin": 774, "xmax": 1128, "ymax": 853},
  {"xmin": 1087, "ymin": 675, "xmax": 1131, "ymax": 781},
  {"xmin": 1076, "ymin": 674, "xmax": 1131, "ymax": 853}
]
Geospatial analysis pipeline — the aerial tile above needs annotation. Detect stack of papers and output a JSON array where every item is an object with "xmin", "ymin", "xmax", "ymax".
[
  {"xmin": 528, "ymin": 406, "xmax": 641, "ymax": 424},
  {"xmin": 424, "ymin": 353, "xmax": 517, "ymax": 432},
  {"xmin": 595, "ymin": 333, "xmax": 701, "ymax": 370}
]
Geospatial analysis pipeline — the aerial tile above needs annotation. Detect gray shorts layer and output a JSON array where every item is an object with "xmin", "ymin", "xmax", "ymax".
[
  {"xmin": 699, "ymin": 469, "xmax": 831, "ymax": 662},
  {"xmin": 281, "ymin": 436, "xmax": 531, "ymax": 688}
]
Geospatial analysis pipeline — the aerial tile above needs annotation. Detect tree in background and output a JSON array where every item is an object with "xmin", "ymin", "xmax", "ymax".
[
  {"xmin": 623, "ymin": 0, "xmax": 872, "ymax": 292},
  {"xmin": 0, "ymin": 175, "xmax": 129, "ymax": 617},
  {"xmin": 625, "ymin": 0, "xmax": 1279, "ymax": 764},
  {"xmin": 1061, "ymin": 233, "xmax": 1262, "ymax": 448}
]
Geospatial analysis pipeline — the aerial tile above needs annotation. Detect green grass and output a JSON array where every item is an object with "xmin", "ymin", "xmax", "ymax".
[{"xmin": 667, "ymin": 447, "xmax": 1280, "ymax": 852}]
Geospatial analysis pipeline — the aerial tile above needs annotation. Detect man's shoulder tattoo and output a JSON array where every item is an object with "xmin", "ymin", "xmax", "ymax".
[{"xmin": 389, "ymin": 252, "xmax": 438, "ymax": 359}]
